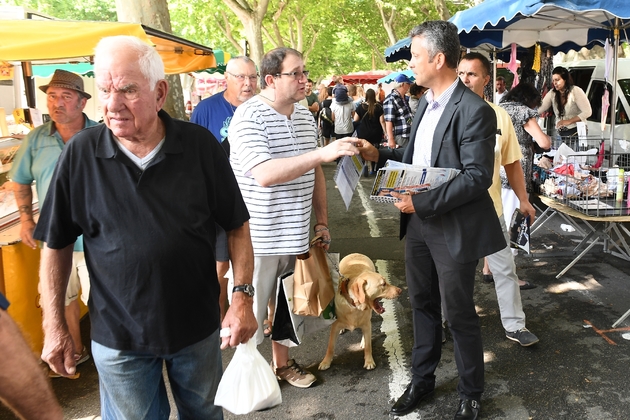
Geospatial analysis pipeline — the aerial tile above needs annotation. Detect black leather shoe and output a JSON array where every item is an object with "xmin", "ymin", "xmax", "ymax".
[
  {"xmin": 454, "ymin": 398, "xmax": 480, "ymax": 420},
  {"xmin": 390, "ymin": 382, "xmax": 434, "ymax": 415}
]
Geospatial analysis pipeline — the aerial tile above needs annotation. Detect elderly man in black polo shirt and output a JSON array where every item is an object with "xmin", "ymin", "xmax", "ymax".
[{"xmin": 34, "ymin": 35, "xmax": 257, "ymax": 419}]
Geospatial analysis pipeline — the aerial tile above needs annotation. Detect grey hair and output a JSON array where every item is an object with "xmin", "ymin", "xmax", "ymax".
[
  {"xmin": 225, "ymin": 56, "xmax": 256, "ymax": 73},
  {"xmin": 94, "ymin": 35, "xmax": 164, "ymax": 90},
  {"xmin": 409, "ymin": 21, "xmax": 461, "ymax": 70}
]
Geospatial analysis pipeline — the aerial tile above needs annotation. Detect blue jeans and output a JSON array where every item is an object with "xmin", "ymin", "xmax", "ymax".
[{"xmin": 92, "ymin": 329, "xmax": 224, "ymax": 420}]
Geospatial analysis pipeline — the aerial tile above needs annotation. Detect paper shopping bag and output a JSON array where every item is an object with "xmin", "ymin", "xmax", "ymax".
[
  {"xmin": 292, "ymin": 237, "xmax": 335, "ymax": 316},
  {"xmin": 272, "ymin": 253, "xmax": 339, "ymax": 347}
]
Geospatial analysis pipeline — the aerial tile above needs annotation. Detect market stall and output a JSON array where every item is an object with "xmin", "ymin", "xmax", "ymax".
[
  {"xmin": 342, "ymin": 71, "xmax": 391, "ymax": 85},
  {"xmin": 1, "ymin": 19, "xmax": 223, "ymax": 109}
]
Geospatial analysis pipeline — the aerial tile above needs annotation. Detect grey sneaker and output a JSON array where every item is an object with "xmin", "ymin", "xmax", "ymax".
[
  {"xmin": 273, "ymin": 359, "xmax": 316, "ymax": 388},
  {"xmin": 505, "ymin": 328, "xmax": 539, "ymax": 346},
  {"xmin": 76, "ymin": 346, "xmax": 91, "ymax": 365}
]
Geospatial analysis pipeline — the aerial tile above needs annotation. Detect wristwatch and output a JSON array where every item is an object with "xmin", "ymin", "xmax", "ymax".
[{"xmin": 232, "ymin": 284, "xmax": 255, "ymax": 297}]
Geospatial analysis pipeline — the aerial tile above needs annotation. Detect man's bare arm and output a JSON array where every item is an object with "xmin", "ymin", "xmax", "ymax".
[
  {"xmin": 40, "ymin": 244, "xmax": 76, "ymax": 377},
  {"xmin": 0, "ymin": 308, "xmax": 63, "ymax": 420},
  {"xmin": 222, "ymin": 222, "xmax": 258, "ymax": 349},
  {"xmin": 250, "ymin": 138, "xmax": 358, "ymax": 187},
  {"xmin": 13, "ymin": 183, "xmax": 37, "ymax": 249},
  {"xmin": 311, "ymin": 165, "xmax": 330, "ymax": 249},
  {"xmin": 503, "ymin": 161, "xmax": 536, "ymax": 223}
]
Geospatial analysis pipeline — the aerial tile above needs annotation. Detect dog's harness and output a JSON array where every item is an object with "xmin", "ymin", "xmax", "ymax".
[{"xmin": 338, "ymin": 275, "xmax": 357, "ymax": 308}]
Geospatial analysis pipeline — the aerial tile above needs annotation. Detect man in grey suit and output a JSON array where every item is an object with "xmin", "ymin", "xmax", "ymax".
[{"xmin": 358, "ymin": 21, "xmax": 505, "ymax": 420}]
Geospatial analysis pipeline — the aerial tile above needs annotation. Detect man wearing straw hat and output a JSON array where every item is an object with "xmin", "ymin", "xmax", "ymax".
[{"xmin": 9, "ymin": 69, "xmax": 97, "ymax": 377}]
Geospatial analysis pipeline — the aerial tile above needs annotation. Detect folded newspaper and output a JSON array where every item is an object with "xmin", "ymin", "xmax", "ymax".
[{"xmin": 370, "ymin": 160, "xmax": 460, "ymax": 203}]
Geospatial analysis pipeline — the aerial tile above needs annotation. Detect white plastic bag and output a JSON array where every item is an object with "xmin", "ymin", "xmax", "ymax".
[{"xmin": 214, "ymin": 339, "xmax": 282, "ymax": 415}]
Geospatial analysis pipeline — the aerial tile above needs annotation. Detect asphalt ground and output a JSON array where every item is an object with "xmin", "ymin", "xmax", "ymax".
[{"xmin": 2, "ymin": 161, "xmax": 630, "ymax": 419}]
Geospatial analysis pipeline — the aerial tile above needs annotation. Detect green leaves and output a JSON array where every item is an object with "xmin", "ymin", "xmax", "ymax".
[{"xmin": 6, "ymin": 0, "xmax": 470, "ymax": 81}]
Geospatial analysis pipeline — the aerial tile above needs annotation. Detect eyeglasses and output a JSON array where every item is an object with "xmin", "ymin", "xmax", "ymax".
[
  {"xmin": 275, "ymin": 70, "xmax": 309, "ymax": 80},
  {"xmin": 227, "ymin": 72, "xmax": 259, "ymax": 82}
]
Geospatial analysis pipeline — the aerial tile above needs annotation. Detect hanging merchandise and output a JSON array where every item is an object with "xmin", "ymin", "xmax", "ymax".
[
  {"xmin": 532, "ymin": 44, "xmax": 541, "ymax": 73},
  {"xmin": 537, "ymin": 48, "xmax": 554, "ymax": 96},
  {"xmin": 602, "ymin": 38, "xmax": 613, "ymax": 131},
  {"xmin": 507, "ymin": 43, "xmax": 520, "ymax": 88}
]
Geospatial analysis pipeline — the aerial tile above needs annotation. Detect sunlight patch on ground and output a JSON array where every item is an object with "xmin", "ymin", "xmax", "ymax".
[
  {"xmin": 546, "ymin": 277, "xmax": 603, "ymax": 294},
  {"xmin": 346, "ymin": 342, "xmax": 364, "ymax": 352},
  {"xmin": 484, "ymin": 351, "xmax": 497, "ymax": 363},
  {"xmin": 476, "ymin": 305, "xmax": 492, "ymax": 317}
]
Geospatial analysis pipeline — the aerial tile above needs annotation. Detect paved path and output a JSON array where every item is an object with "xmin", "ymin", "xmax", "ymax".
[{"xmin": 2, "ymin": 161, "xmax": 630, "ymax": 419}]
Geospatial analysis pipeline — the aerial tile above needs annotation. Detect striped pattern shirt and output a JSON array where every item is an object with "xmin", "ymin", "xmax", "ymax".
[{"xmin": 229, "ymin": 96, "xmax": 318, "ymax": 256}]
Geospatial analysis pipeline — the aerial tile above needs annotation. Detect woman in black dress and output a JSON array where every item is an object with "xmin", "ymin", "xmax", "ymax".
[{"xmin": 354, "ymin": 88, "xmax": 386, "ymax": 174}]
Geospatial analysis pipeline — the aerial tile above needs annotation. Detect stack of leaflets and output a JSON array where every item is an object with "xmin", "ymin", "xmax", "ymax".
[{"xmin": 369, "ymin": 160, "xmax": 460, "ymax": 203}]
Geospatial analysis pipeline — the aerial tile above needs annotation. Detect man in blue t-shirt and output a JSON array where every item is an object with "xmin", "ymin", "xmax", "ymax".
[
  {"xmin": 192, "ymin": 56, "xmax": 257, "ymax": 155},
  {"xmin": 191, "ymin": 56, "xmax": 258, "ymax": 319}
]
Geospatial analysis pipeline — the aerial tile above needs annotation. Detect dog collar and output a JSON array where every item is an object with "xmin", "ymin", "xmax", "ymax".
[{"xmin": 339, "ymin": 276, "xmax": 357, "ymax": 307}]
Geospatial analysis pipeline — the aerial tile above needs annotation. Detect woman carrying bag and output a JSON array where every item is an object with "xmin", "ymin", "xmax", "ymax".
[{"xmin": 354, "ymin": 89, "xmax": 386, "ymax": 175}]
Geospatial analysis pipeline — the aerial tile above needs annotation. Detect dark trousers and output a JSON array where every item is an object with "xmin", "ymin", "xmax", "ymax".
[{"xmin": 405, "ymin": 215, "xmax": 484, "ymax": 400}]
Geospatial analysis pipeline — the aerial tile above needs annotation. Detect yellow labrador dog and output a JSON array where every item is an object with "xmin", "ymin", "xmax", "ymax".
[{"xmin": 319, "ymin": 253, "xmax": 401, "ymax": 371}]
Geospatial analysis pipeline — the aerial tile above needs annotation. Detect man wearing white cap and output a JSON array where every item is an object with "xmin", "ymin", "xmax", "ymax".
[
  {"xmin": 383, "ymin": 73, "xmax": 414, "ymax": 148},
  {"xmin": 9, "ymin": 69, "xmax": 97, "ymax": 376}
]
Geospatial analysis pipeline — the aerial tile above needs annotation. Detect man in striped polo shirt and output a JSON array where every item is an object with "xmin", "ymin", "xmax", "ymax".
[{"xmin": 229, "ymin": 47, "xmax": 359, "ymax": 389}]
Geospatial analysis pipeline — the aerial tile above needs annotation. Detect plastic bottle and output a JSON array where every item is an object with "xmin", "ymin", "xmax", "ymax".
[{"xmin": 185, "ymin": 101, "xmax": 192, "ymax": 118}]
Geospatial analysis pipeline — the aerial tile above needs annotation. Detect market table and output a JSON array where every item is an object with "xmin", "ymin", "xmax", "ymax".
[
  {"xmin": 532, "ymin": 195, "xmax": 630, "ymax": 278},
  {"xmin": 532, "ymin": 195, "xmax": 630, "ymax": 327}
]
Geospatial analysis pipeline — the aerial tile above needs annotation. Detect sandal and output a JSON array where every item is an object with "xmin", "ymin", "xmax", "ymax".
[
  {"xmin": 519, "ymin": 281, "xmax": 537, "ymax": 290},
  {"xmin": 263, "ymin": 320, "xmax": 272, "ymax": 337}
]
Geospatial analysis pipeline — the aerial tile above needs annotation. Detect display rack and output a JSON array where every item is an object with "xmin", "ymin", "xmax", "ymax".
[
  {"xmin": 537, "ymin": 136, "xmax": 630, "ymax": 217},
  {"xmin": 0, "ymin": 136, "xmax": 39, "ymax": 231}
]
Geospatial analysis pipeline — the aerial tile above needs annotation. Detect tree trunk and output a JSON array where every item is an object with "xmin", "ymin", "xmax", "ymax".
[
  {"xmin": 221, "ymin": 0, "xmax": 271, "ymax": 68},
  {"xmin": 375, "ymin": 2, "xmax": 397, "ymax": 46},
  {"xmin": 242, "ymin": 14, "xmax": 265, "ymax": 67},
  {"xmin": 114, "ymin": 0, "xmax": 186, "ymax": 120},
  {"xmin": 433, "ymin": 0, "xmax": 451, "ymax": 20}
]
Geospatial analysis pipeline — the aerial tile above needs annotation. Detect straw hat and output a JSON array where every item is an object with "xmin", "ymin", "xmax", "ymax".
[{"xmin": 39, "ymin": 69, "xmax": 91, "ymax": 99}]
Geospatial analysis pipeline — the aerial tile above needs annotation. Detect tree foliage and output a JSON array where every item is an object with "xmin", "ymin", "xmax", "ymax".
[
  {"xmin": 4, "ymin": 0, "xmax": 117, "ymax": 20},
  {"xmin": 5, "ymin": 0, "xmax": 471, "ymax": 80}
]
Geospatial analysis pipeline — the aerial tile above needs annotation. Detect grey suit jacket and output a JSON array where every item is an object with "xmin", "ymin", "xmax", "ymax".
[{"xmin": 394, "ymin": 80, "xmax": 505, "ymax": 263}]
